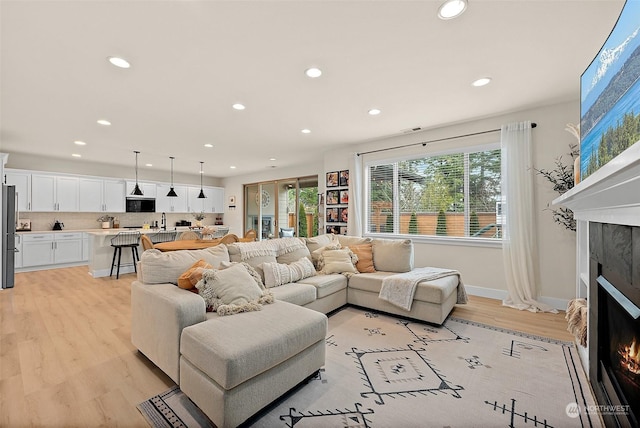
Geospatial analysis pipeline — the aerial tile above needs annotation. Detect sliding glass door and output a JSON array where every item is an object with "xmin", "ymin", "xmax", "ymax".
[{"xmin": 244, "ymin": 176, "xmax": 318, "ymax": 240}]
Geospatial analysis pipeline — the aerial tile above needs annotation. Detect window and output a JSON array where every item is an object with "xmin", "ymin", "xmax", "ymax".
[{"xmin": 366, "ymin": 146, "xmax": 501, "ymax": 239}]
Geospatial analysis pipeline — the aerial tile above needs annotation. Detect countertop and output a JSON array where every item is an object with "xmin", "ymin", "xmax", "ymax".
[{"xmin": 16, "ymin": 227, "xmax": 199, "ymax": 235}]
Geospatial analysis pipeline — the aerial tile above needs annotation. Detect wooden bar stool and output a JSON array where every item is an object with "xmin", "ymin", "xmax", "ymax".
[{"xmin": 110, "ymin": 231, "xmax": 141, "ymax": 279}]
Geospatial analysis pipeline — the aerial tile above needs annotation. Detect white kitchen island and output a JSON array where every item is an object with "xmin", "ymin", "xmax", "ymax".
[{"xmin": 87, "ymin": 229, "xmax": 157, "ymax": 278}]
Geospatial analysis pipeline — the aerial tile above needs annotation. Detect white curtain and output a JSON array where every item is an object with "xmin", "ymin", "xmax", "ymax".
[
  {"xmin": 348, "ymin": 153, "xmax": 363, "ymax": 236},
  {"xmin": 501, "ymin": 121, "xmax": 557, "ymax": 313}
]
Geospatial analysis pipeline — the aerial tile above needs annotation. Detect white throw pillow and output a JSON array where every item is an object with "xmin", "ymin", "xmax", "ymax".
[
  {"xmin": 372, "ymin": 238, "xmax": 414, "ymax": 272},
  {"xmin": 261, "ymin": 257, "xmax": 316, "ymax": 288},
  {"xmin": 138, "ymin": 245, "xmax": 230, "ymax": 284},
  {"xmin": 317, "ymin": 248, "xmax": 358, "ymax": 274},
  {"xmin": 196, "ymin": 263, "xmax": 273, "ymax": 315}
]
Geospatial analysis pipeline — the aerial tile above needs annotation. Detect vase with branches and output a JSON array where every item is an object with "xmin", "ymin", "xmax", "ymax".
[{"xmin": 535, "ymin": 123, "xmax": 579, "ymax": 231}]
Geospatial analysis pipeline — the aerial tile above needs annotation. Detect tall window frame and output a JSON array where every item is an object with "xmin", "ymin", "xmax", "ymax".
[{"xmin": 364, "ymin": 142, "xmax": 502, "ymax": 245}]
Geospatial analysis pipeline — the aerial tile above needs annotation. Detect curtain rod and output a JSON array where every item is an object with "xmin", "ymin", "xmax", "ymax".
[{"xmin": 356, "ymin": 122, "xmax": 537, "ymax": 157}]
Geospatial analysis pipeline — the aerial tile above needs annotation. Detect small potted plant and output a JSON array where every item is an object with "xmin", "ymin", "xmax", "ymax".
[
  {"xmin": 192, "ymin": 212, "xmax": 206, "ymax": 227},
  {"xmin": 97, "ymin": 215, "xmax": 114, "ymax": 229}
]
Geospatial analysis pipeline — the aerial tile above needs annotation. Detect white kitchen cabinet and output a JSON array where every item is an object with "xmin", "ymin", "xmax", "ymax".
[
  {"xmin": 4, "ymin": 170, "xmax": 31, "ymax": 212},
  {"xmin": 82, "ymin": 233, "xmax": 89, "ymax": 262},
  {"xmin": 53, "ymin": 232, "xmax": 83, "ymax": 264},
  {"xmin": 22, "ymin": 234, "xmax": 55, "ymax": 267},
  {"xmin": 156, "ymin": 184, "xmax": 187, "ymax": 213},
  {"xmin": 21, "ymin": 232, "xmax": 83, "ymax": 267},
  {"xmin": 79, "ymin": 178, "xmax": 125, "ymax": 212},
  {"xmin": 31, "ymin": 174, "xmax": 79, "ymax": 212},
  {"xmin": 187, "ymin": 186, "xmax": 224, "ymax": 213},
  {"xmin": 15, "ymin": 234, "xmax": 23, "ymax": 268},
  {"xmin": 126, "ymin": 181, "xmax": 157, "ymax": 198}
]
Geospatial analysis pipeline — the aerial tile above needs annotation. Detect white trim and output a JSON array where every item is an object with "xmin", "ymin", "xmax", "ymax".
[
  {"xmin": 465, "ymin": 284, "xmax": 569, "ymax": 311},
  {"xmin": 364, "ymin": 233, "xmax": 502, "ymax": 248}
]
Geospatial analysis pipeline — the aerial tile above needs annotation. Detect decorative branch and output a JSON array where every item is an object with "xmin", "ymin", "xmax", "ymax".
[{"xmin": 535, "ymin": 123, "xmax": 580, "ymax": 232}]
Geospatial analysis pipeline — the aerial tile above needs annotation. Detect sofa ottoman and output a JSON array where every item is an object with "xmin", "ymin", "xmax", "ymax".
[{"xmin": 179, "ymin": 300, "xmax": 327, "ymax": 428}]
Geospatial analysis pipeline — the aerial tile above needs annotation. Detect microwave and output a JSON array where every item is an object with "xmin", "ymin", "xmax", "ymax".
[{"xmin": 126, "ymin": 198, "xmax": 156, "ymax": 213}]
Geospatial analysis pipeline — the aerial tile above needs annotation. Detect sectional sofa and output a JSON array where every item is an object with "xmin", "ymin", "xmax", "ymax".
[{"xmin": 130, "ymin": 234, "xmax": 466, "ymax": 427}]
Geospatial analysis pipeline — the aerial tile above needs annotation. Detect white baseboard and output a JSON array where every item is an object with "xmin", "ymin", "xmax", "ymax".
[{"xmin": 465, "ymin": 284, "xmax": 570, "ymax": 311}]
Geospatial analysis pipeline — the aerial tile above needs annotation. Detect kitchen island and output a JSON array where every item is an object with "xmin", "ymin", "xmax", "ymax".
[{"xmin": 88, "ymin": 229, "xmax": 159, "ymax": 278}]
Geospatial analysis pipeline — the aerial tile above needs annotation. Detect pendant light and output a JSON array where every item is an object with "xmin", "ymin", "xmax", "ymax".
[
  {"xmin": 166, "ymin": 156, "xmax": 178, "ymax": 197},
  {"xmin": 197, "ymin": 161, "xmax": 206, "ymax": 198},
  {"xmin": 131, "ymin": 150, "xmax": 143, "ymax": 196}
]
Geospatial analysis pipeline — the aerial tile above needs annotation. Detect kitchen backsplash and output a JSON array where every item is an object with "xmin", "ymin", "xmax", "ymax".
[{"xmin": 17, "ymin": 212, "xmax": 222, "ymax": 232}]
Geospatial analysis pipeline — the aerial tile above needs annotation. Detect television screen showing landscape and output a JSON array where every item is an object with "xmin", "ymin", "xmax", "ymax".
[{"xmin": 580, "ymin": 0, "xmax": 640, "ymax": 180}]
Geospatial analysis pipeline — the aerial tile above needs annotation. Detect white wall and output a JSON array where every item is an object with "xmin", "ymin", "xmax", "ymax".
[
  {"xmin": 222, "ymin": 101, "xmax": 577, "ymax": 306},
  {"xmin": 322, "ymin": 100, "xmax": 579, "ymax": 306}
]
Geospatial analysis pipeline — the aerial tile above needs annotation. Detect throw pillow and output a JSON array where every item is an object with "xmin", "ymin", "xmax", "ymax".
[
  {"xmin": 261, "ymin": 257, "xmax": 316, "ymax": 288},
  {"xmin": 372, "ymin": 238, "xmax": 414, "ymax": 272},
  {"xmin": 311, "ymin": 243, "xmax": 341, "ymax": 267},
  {"xmin": 347, "ymin": 243, "xmax": 376, "ymax": 273},
  {"xmin": 138, "ymin": 245, "xmax": 230, "ymax": 284},
  {"xmin": 304, "ymin": 234, "xmax": 339, "ymax": 253},
  {"xmin": 196, "ymin": 263, "xmax": 273, "ymax": 316},
  {"xmin": 177, "ymin": 259, "xmax": 213, "ymax": 289},
  {"xmin": 218, "ymin": 261, "xmax": 266, "ymax": 290},
  {"xmin": 317, "ymin": 248, "xmax": 358, "ymax": 275}
]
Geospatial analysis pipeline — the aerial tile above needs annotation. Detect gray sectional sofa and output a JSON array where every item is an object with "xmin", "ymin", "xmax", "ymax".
[{"xmin": 131, "ymin": 234, "xmax": 465, "ymax": 427}]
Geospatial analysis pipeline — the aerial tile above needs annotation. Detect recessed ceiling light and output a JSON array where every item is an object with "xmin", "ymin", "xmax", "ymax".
[
  {"xmin": 438, "ymin": 0, "xmax": 468, "ymax": 20},
  {"xmin": 204, "ymin": 143, "xmax": 213, "ymax": 148},
  {"xmin": 97, "ymin": 119, "xmax": 111, "ymax": 126},
  {"xmin": 230, "ymin": 166, "xmax": 237, "ymax": 169},
  {"xmin": 232, "ymin": 103, "xmax": 246, "ymax": 110},
  {"xmin": 72, "ymin": 153, "xmax": 81, "ymax": 158},
  {"xmin": 145, "ymin": 163, "xmax": 153, "ymax": 167},
  {"xmin": 269, "ymin": 158, "xmax": 276, "ymax": 161},
  {"xmin": 472, "ymin": 77, "xmax": 492, "ymax": 87},
  {"xmin": 305, "ymin": 67, "xmax": 322, "ymax": 78},
  {"xmin": 74, "ymin": 140, "xmax": 86, "ymax": 146},
  {"xmin": 301, "ymin": 129, "xmax": 311, "ymax": 134},
  {"xmin": 107, "ymin": 56, "xmax": 131, "ymax": 68},
  {"xmin": 368, "ymin": 108, "xmax": 382, "ymax": 116}
]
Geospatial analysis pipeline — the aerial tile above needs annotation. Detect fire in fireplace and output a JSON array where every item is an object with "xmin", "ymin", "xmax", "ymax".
[{"xmin": 618, "ymin": 337, "xmax": 639, "ymax": 376}]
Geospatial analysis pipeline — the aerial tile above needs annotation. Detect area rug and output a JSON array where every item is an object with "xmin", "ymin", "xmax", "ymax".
[{"xmin": 138, "ymin": 306, "xmax": 601, "ymax": 428}]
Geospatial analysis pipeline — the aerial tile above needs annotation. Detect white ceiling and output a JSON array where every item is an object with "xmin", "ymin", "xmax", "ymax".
[{"xmin": 0, "ymin": 0, "xmax": 625, "ymax": 178}]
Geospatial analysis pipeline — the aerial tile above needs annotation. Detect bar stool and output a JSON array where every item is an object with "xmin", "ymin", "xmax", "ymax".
[{"xmin": 110, "ymin": 231, "xmax": 141, "ymax": 279}]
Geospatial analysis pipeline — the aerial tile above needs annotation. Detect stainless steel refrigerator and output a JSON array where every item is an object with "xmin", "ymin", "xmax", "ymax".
[{"xmin": 2, "ymin": 184, "xmax": 16, "ymax": 289}]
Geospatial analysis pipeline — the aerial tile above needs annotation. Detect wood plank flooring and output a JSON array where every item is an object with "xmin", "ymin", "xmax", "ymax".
[{"xmin": 0, "ymin": 266, "xmax": 573, "ymax": 427}]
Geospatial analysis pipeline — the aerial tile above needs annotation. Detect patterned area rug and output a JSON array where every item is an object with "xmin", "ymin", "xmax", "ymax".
[{"xmin": 138, "ymin": 306, "xmax": 601, "ymax": 428}]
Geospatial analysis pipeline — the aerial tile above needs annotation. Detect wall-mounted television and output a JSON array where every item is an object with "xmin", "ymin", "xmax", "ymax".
[{"xmin": 580, "ymin": 0, "xmax": 640, "ymax": 180}]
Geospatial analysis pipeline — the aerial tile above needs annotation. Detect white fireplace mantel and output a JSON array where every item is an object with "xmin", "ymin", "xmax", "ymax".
[
  {"xmin": 553, "ymin": 142, "xmax": 640, "ymax": 226},
  {"xmin": 552, "ymin": 143, "xmax": 640, "ymax": 375}
]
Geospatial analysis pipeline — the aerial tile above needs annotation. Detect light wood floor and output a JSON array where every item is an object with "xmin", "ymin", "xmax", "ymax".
[{"xmin": 1, "ymin": 266, "xmax": 573, "ymax": 427}]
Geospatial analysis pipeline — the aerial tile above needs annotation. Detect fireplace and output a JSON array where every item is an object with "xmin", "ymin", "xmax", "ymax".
[{"xmin": 589, "ymin": 222, "xmax": 640, "ymax": 427}]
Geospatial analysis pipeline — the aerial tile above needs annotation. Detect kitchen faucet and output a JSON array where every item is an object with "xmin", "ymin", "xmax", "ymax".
[{"xmin": 161, "ymin": 212, "xmax": 166, "ymax": 231}]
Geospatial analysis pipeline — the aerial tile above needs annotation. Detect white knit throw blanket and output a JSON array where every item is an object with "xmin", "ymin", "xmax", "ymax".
[
  {"xmin": 379, "ymin": 267, "xmax": 468, "ymax": 311},
  {"xmin": 236, "ymin": 238, "xmax": 306, "ymax": 261}
]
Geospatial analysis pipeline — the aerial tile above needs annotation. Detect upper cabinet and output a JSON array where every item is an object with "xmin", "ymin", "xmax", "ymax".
[
  {"xmin": 31, "ymin": 174, "xmax": 79, "ymax": 212},
  {"xmin": 125, "ymin": 181, "xmax": 157, "ymax": 198},
  {"xmin": 187, "ymin": 186, "xmax": 224, "ymax": 213},
  {"xmin": 79, "ymin": 178, "xmax": 125, "ymax": 212},
  {"xmin": 5, "ymin": 171, "xmax": 31, "ymax": 211},
  {"xmin": 156, "ymin": 184, "xmax": 187, "ymax": 213}
]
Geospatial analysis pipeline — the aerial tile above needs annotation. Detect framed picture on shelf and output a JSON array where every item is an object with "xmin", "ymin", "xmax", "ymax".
[
  {"xmin": 326, "ymin": 225, "xmax": 340, "ymax": 234},
  {"xmin": 326, "ymin": 207, "xmax": 339, "ymax": 222},
  {"xmin": 326, "ymin": 190, "xmax": 339, "ymax": 205},
  {"xmin": 340, "ymin": 226, "xmax": 348, "ymax": 235},
  {"xmin": 340, "ymin": 189, "xmax": 349, "ymax": 204},
  {"xmin": 339, "ymin": 170, "xmax": 349, "ymax": 187},
  {"xmin": 326, "ymin": 171, "xmax": 339, "ymax": 187},
  {"xmin": 339, "ymin": 207, "xmax": 348, "ymax": 223}
]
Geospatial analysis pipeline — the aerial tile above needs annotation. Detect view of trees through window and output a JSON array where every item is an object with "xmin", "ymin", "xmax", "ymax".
[{"xmin": 367, "ymin": 147, "xmax": 502, "ymax": 239}]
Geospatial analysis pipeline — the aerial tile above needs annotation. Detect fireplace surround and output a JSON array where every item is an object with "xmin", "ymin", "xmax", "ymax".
[{"xmin": 589, "ymin": 222, "xmax": 639, "ymax": 427}]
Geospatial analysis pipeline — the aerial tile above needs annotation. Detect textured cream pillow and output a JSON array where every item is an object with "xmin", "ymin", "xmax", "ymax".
[
  {"xmin": 372, "ymin": 238, "xmax": 414, "ymax": 272},
  {"xmin": 196, "ymin": 263, "xmax": 273, "ymax": 316},
  {"xmin": 311, "ymin": 243, "xmax": 341, "ymax": 267},
  {"xmin": 261, "ymin": 257, "xmax": 316, "ymax": 288},
  {"xmin": 138, "ymin": 245, "xmax": 230, "ymax": 284},
  {"xmin": 304, "ymin": 234, "xmax": 339, "ymax": 253},
  {"xmin": 348, "ymin": 243, "xmax": 376, "ymax": 273},
  {"xmin": 337, "ymin": 235, "xmax": 372, "ymax": 247},
  {"xmin": 318, "ymin": 249, "xmax": 358, "ymax": 274}
]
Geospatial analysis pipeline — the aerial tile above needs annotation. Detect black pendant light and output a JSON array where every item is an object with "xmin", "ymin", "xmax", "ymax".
[
  {"xmin": 197, "ymin": 161, "xmax": 206, "ymax": 198},
  {"xmin": 132, "ymin": 150, "xmax": 143, "ymax": 196},
  {"xmin": 166, "ymin": 156, "xmax": 178, "ymax": 197}
]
